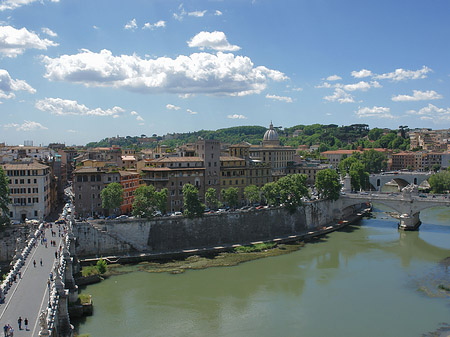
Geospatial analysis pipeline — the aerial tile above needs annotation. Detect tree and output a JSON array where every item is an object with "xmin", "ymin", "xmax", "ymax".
[
  {"xmin": 244, "ymin": 185, "xmax": 260, "ymax": 205},
  {"xmin": 368, "ymin": 128, "xmax": 383, "ymax": 141},
  {"xmin": 349, "ymin": 161, "xmax": 369, "ymax": 191},
  {"xmin": 338, "ymin": 155, "xmax": 359, "ymax": 175},
  {"xmin": 96, "ymin": 258, "xmax": 107, "ymax": 274},
  {"xmin": 261, "ymin": 182, "xmax": 280, "ymax": 206},
  {"xmin": 429, "ymin": 171, "xmax": 450, "ymax": 194},
  {"xmin": 221, "ymin": 187, "xmax": 239, "ymax": 208},
  {"xmin": 205, "ymin": 187, "xmax": 220, "ymax": 210},
  {"xmin": 315, "ymin": 169, "xmax": 341, "ymax": 201},
  {"xmin": 276, "ymin": 174, "xmax": 309, "ymax": 212},
  {"xmin": 182, "ymin": 184, "xmax": 204, "ymax": 218},
  {"xmin": 155, "ymin": 188, "xmax": 168, "ymax": 214},
  {"xmin": 132, "ymin": 185, "xmax": 157, "ymax": 218},
  {"xmin": 360, "ymin": 149, "xmax": 387, "ymax": 173},
  {"xmin": 101, "ymin": 182, "xmax": 123, "ymax": 216},
  {"xmin": 0, "ymin": 167, "xmax": 10, "ymax": 226},
  {"xmin": 432, "ymin": 164, "xmax": 441, "ymax": 173}
]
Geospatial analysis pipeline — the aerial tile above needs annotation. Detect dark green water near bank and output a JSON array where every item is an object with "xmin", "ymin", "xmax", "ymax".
[{"xmin": 76, "ymin": 205, "xmax": 450, "ymax": 337}]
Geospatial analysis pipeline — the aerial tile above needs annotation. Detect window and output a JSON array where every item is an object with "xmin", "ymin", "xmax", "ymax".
[{"xmin": 34, "ymin": 210, "xmax": 38, "ymax": 217}]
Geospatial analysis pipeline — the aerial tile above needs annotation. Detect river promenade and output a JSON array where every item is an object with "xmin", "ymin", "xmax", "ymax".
[{"xmin": 0, "ymin": 226, "xmax": 63, "ymax": 337}]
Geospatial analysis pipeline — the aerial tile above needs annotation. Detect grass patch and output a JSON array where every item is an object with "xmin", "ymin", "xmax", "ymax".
[
  {"xmin": 234, "ymin": 242, "xmax": 277, "ymax": 253},
  {"xmin": 78, "ymin": 294, "xmax": 91, "ymax": 305},
  {"xmin": 81, "ymin": 266, "xmax": 99, "ymax": 277}
]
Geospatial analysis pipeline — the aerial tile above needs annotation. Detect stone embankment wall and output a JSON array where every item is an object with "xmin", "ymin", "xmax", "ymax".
[
  {"xmin": 73, "ymin": 200, "xmax": 358, "ymax": 258},
  {"xmin": 0, "ymin": 226, "xmax": 30, "ymax": 265}
]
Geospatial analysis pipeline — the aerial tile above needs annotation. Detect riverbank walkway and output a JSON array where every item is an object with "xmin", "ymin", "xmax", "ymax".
[{"xmin": 0, "ymin": 226, "xmax": 63, "ymax": 337}]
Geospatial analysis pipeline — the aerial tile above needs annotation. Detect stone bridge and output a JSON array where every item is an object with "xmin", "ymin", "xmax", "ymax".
[
  {"xmin": 0, "ymin": 206, "xmax": 77, "ymax": 337},
  {"xmin": 340, "ymin": 188, "xmax": 450, "ymax": 230},
  {"xmin": 369, "ymin": 171, "xmax": 432, "ymax": 191}
]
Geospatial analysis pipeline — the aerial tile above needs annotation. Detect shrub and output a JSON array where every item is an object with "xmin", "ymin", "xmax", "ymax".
[{"xmin": 96, "ymin": 258, "xmax": 107, "ymax": 274}]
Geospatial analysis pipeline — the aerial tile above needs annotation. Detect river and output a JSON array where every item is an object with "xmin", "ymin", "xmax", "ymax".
[{"xmin": 75, "ymin": 204, "xmax": 450, "ymax": 337}]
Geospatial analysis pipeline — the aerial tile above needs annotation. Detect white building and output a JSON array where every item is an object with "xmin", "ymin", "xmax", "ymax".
[{"xmin": 2, "ymin": 161, "xmax": 51, "ymax": 222}]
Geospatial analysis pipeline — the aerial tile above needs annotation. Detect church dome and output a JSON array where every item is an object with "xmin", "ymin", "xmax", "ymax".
[{"xmin": 263, "ymin": 122, "xmax": 279, "ymax": 141}]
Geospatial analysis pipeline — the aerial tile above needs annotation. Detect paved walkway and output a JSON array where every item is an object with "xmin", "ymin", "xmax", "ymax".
[{"xmin": 0, "ymin": 226, "xmax": 63, "ymax": 337}]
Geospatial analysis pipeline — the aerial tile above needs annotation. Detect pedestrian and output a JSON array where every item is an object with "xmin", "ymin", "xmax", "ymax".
[
  {"xmin": 24, "ymin": 318, "xmax": 28, "ymax": 331},
  {"xmin": 40, "ymin": 258, "xmax": 43, "ymax": 266},
  {"xmin": 55, "ymin": 251, "xmax": 58, "ymax": 259},
  {"xmin": 18, "ymin": 271, "xmax": 21, "ymax": 279},
  {"xmin": 47, "ymin": 279, "xmax": 50, "ymax": 289},
  {"xmin": 17, "ymin": 317, "xmax": 22, "ymax": 330},
  {"xmin": 33, "ymin": 260, "xmax": 36, "ymax": 268},
  {"xmin": 8, "ymin": 326, "xmax": 13, "ymax": 337},
  {"xmin": 3, "ymin": 324, "xmax": 7, "ymax": 337}
]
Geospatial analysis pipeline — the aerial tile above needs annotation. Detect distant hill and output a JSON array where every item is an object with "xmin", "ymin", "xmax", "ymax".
[{"xmin": 85, "ymin": 123, "xmax": 410, "ymax": 151}]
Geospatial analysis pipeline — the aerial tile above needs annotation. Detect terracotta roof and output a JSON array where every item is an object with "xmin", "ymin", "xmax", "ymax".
[
  {"xmin": 119, "ymin": 170, "xmax": 139, "ymax": 176},
  {"xmin": 155, "ymin": 156, "xmax": 203, "ymax": 163},
  {"xmin": 2, "ymin": 161, "xmax": 49, "ymax": 170},
  {"xmin": 121, "ymin": 156, "xmax": 136, "ymax": 161},
  {"xmin": 142, "ymin": 167, "xmax": 205, "ymax": 172},
  {"xmin": 220, "ymin": 156, "xmax": 245, "ymax": 161}
]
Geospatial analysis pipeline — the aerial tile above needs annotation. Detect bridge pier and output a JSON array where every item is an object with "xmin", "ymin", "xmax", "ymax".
[{"xmin": 398, "ymin": 212, "xmax": 421, "ymax": 231}]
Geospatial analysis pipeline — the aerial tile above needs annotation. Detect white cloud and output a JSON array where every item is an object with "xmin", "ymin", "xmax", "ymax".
[
  {"xmin": 324, "ymin": 88, "xmax": 354, "ymax": 104},
  {"xmin": 93, "ymin": 25, "xmax": 99, "ymax": 30},
  {"xmin": 0, "ymin": 0, "xmax": 58, "ymax": 11},
  {"xmin": 130, "ymin": 111, "xmax": 138, "ymax": 115},
  {"xmin": 43, "ymin": 49, "xmax": 288, "ymax": 96},
  {"xmin": 227, "ymin": 114, "xmax": 247, "ymax": 119},
  {"xmin": 3, "ymin": 120, "xmax": 47, "ymax": 131},
  {"xmin": 41, "ymin": 27, "xmax": 57, "ymax": 37},
  {"xmin": 0, "ymin": 69, "xmax": 36, "ymax": 101},
  {"xmin": 188, "ymin": 31, "xmax": 240, "ymax": 52},
  {"xmin": 351, "ymin": 69, "xmax": 373, "ymax": 78},
  {"xmin": 188, "ymin": 10, "xmax": 207, "ymax": 17},
  {"xmin": 355, "ymin": 106, "xmax": 394, "ymax": 119},
  {"xmin": 67, "ymin": 129, "xmax": 77, "ymax": 133},
  {"xmin": 187, "ymin": 109, "xmax": 198, "ymax": 115},
  {"xmin": 338, "ymin": 81, "xmax": 373, "ymax": 92},
  {"xmin": 35, "ymin": 97, "xmax": 125, "ymax": 117},
  {"xmin": 326, "ymin": 74, "xmax": 341, "ymax": 81},
  {"xmin": 265, "ymin": 94, "xmax": 293, "ymax": 103},
  {"xmin": 142, "ymin": 20, "xmax": 166, "ymax": 30},
  {"xmin": 136, "ymin": 116, "xmax": 144, "ymax": 121},
  {"xmin": 124, "ymin": 19, "xmax": 137, "ymax": 31},
  {"xmin": 407, "ymin": 104, "xmax": 450, "ymax": 121},
  {"xmin": 374, "ymin": 66, "xmax": 431, "ymax": 81},
  {"xmin": 315, "ymin": 82, "xmax": 332, "ymax": 89},
  {"xmin": 0, "ymin": 25, "xmax": 58, "ymax": 57},
  {"xmin": 392, "ymin": 90, "xmax": 442, "ymax": 102},
  {"xmin": 166, "ymin": 104, "xmax": 181, "ymax": 110},
  {"xmin": 215, "ymin": 10, "xmax": 223, "ymax": 16},
  {"xmin": 292, "ymin": 87, "xmax": 303, "ymax": 92}
]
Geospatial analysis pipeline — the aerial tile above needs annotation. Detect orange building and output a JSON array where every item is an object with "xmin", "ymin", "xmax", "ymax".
[{"xmin": 119, "ymin": 171, "xmax": 140, "ymax": 214}]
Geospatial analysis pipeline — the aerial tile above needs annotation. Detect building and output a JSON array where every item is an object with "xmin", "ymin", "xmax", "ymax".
[
  {"xmin": 73, "ymin": 167, "xmax": 120, "ymax": 218},
  {"xmin": 220, "ymin": 156, "xmax": 247, "ymax": 200},
  {"xmin": 119, "ymin": 171, "xmax": 140, "ymax": 215},
  {"xmin": 248, "ymin": 123, "xmax": 296, "ymax": 175},
  {"xmin": 141, "ymin": 157, "xmax": 205, "ymax": 212},
  {"xmin": 2, "ymin": 161, "xmax": 51, "ymax": 222},
  {"xmin": 391, "ymin": 152, "xmax": 417, "ymax": 171}
]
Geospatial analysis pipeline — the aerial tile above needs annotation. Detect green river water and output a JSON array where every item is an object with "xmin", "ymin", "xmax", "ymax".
[{"xmin": 76, "ymin": 204, "xmax": 450, "ymax": 337}]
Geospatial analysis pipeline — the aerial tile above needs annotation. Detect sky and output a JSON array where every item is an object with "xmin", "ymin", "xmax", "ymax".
[{"xmin": 1, "ymin": 0, "xmax": 450, "ymax": 146}]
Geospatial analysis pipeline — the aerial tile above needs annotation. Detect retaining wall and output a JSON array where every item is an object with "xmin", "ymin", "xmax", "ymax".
[{"xmin": 73, "ymin": 200, "xmax": 355, "ymax": 258}]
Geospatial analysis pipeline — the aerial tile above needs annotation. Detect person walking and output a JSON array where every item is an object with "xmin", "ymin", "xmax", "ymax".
[
  {"xmin": 17, "ymin": 317, "xmax": 22, "ymax": 330},
  {"xmin": 40, "ymin": 258, "xmax": 43, "ymax": 266},
  {"xmin": 33, "ymin": 260, "xmax": 36, "ymax": 268},
  {"xmin": 3, "ymin": 324, "xmax": 8, "ymax": 337},
  {"xmin": 24, "ymin": 318, "xmax": 28, "ymax": 331},
  {"xmin": 8, "ymin": 326, "xmax": 13, "ymax": 337}
]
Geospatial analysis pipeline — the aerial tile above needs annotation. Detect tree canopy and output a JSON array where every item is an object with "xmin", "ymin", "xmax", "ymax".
[
  {"xmin": 276, "ymin": 174, "xmax": 309, "ymax": 212},
  {"xmin": 182, "ymin": 184, "xmax": 204, "ymax": 218},
  {"xmin": 221, "ymin": 187, "xmax": 239, "ymax": 208},
  {"xmin": 101, "ymin": 182, "xmax": 123, "ymax": 215},
  {"xmin": 428, "ymin": 171, "xmax": 450, "ymax": 194},
  {"xmin": 132, "ymin": 185, "xmax": 167, "ymax": 217},
  {"xmin": 205, "ymin": 187, "xmax": 220, "ymax": 210},
  {"xmin": 244, "ymin": 185, "xmax": 260, "ymax": 205},
  {"xmin": 315, "ymin": 169, "xmax": 341, "ymax": 201},
  {"xmin": 261, "ymin": 182, "xmax": 280, "ymax": 206}
]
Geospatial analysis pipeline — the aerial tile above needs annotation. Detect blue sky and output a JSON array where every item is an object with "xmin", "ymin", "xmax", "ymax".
[{"xmin": 1, "ymin": 0, "xmax": 450, "ymax": 146}]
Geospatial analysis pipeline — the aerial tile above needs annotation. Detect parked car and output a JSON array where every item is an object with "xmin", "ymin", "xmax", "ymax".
[{"xmin": 116, "ymin": 215, "xmax": 128, "ymax": 220}]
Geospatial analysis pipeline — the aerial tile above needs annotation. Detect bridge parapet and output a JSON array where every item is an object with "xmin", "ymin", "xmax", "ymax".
[{"xmin": 340, "ymin": 192, "xmax": 450, "ymax": 230}]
